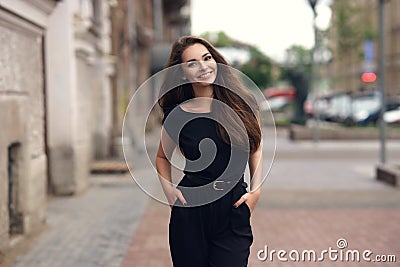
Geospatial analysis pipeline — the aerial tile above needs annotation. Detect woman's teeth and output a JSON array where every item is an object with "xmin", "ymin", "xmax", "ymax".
[{"xmin": 199, "ymin": 72, "xmax": 212, "ymax": 78}]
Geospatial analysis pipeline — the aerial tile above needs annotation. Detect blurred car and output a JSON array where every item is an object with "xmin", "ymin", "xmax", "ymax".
[
  {"xmin": 264, "ymin": 87, "xmax": 295, "ymax": 99},
  {"xmin": 343, "ymin": 91, "xmax": 400, "ymax": 126},
  {"xmin": 384, "ymin": 107, "xmax": 400, "ymax": 125},
  {"xmin": 263, "ymin": 87, "xmax": 296, "ymax": 114},
  {"xmin": 343, "ymin": 91, "xmax": 381, "ymax": 126},
  {"xmin": 264, "ymin": 96, "xmax": 295, "ymax": 119},
  {"xmin": 304, "ymin": 92, "xmax": 324, "ymax": 118},
  {"xmin": 309, "ymin": 95, "xmax": 329, "ymax": 119},
  {"xmin": 311, "ymin": 92, "xmax": 352, "ymax": 123},
  {"xmin": 308, "ymin": 89, "xmax": 400, "ymax": 127},
  {"xmin": 263, "ymin": 87, "xmax": 296, "ymax": 120},
  {"xmin": 326, "ymin": 93, "xmax": 352, "ymax": 123}
]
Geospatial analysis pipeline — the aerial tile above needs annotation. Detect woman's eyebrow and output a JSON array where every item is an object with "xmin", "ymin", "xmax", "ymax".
[{"xmin": 185, "ymin": 52, "xmax": 211, "ymax": 62}]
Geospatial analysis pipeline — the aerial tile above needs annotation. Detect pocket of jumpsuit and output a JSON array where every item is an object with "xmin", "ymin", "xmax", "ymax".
[
  {"xmin": 169, "ymin": 199, "xmax": 182, "ymax": 225},
  {"xmin": 169, "ymin": 198, "xmax": 184, "ymax": 246},
  {"xmin": 230, "ymin": 182, "xmax": 253, "ymax": 243}
]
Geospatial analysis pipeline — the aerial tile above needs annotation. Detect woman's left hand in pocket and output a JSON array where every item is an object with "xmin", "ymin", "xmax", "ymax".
[{"xmin": 233, "ymin": 190, "xmax": 260, "ymax": 213}]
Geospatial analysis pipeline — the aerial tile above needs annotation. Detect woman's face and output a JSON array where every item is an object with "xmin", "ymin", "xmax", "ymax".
[{"xmin": 181, "ymin": 43, "xmax": 217, "ymax": 86}]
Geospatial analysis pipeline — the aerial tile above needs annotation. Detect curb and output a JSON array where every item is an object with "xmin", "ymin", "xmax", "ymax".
[
  {"xmin": 289, "ymin": 124, "xmax": 400, "ymax": 140},
  {"xmin": 90, "ymin": 160, "xmax": 129, "ymax": 174},
  {"xmin": 376, "ymin": 164, "xmax": 400, "ymax": 187}
]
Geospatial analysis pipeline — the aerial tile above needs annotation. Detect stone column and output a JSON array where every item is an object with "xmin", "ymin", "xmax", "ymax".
[{"xmin": 46, "ymin": 1, "xmax": 90, "ymax": 195}]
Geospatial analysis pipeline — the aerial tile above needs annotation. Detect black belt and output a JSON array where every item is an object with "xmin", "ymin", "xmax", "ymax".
[
  {"xmin": 174, "ymin": 174, "xmax": 248, "ymax": 207},
  {"xmin": 185, "ymin": 173, "xmax": 246, "ymax": 191}
]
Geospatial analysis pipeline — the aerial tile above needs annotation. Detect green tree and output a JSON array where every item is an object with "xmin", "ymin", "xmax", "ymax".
[
  {"xmin": 201, "ymin": 31, "xmax": 251, "ymax": 48},
  {"xmin": 239, "ymin": 47, "xmax": 273, "ymax": 88},
  {"xmin": 201, "ymin": 31, "xmax": 274, "ymax": 88},
  {"xmin": 281, "ymin": 45, "xmax": 312, "ymax": 80},
  {"xmin": 201, "ymin": 31, "xmax": 232, "ymax": 47},
  {"xmin": 333, "ymin": 0, "xmax": 377, "ymax": 59}
]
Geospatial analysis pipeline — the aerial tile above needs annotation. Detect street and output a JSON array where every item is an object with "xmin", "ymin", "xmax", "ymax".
[
  {"xmin": 7, "ymin": 128, "xmax": 400, "ymax": 267},
  {"xmin": 2, "ymin": 1, "xmax": 400, "ymax": 267}
]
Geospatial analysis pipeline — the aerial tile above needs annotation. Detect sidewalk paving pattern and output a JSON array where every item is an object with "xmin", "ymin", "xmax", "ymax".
[
  {"xmin": 7, "ymin": 128, "xmax": 400, "ymax": 267},
  {"xmin": 9, "ymin": 175, "xmax": 148, "ymax": 267}
]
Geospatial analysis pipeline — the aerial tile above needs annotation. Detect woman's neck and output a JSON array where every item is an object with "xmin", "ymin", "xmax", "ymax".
[
  {"xmin": 192, "ymin": 84, "xmax": 213, "ymax": 98},
  {"xmin": 183, "ymin": 96, "xmax": 212, "ymax": 113}
]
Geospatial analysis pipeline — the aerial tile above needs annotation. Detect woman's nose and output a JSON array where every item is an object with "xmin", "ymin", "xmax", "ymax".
[{"xmin": 198, "ymin": 61, "xmax": 207, "ymax": 70}]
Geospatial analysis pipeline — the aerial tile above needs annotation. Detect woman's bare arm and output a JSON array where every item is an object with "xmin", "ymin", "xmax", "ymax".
[
  {"xmin": 249, "ymin": 143, "xmax": 263, "ymax": 194},
  {"xmin": 233, "ymin": 144, "xmax": 263, "ymax": 212},
  {"xmin": 156, "ymin": 128, "xmax": 187, "ymax": 206}
]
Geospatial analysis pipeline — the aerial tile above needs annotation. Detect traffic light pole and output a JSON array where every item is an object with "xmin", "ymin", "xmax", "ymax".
[{"xmin": 378, "ymin": 0, "xmax": 387, "ymax": 164}]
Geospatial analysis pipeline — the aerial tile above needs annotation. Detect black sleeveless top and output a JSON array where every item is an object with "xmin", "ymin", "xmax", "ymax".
[{"xmin": 162, "ymin": 105, "xmax": 248, "ymax": 182}]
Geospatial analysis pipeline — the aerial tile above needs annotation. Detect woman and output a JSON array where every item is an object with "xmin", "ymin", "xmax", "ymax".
[{"xmin": 156, "ymin": 36, "xmax": 263, "ymax": 267}]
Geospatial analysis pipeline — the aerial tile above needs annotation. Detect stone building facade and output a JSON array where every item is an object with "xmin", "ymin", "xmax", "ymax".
[
  {"xmin": 0, "ymin": 0, "xmax": 190, "ymax": 261},
  {"xmin": 110, "ymin": 0, "xmax": 191, "ymax": 157},
  {"xmin": 0, "ymin": 0, "xmax": 57, "ymax": 260},
  {"xmin": 46, "ymin": 0, "xmax": 114, "ymax": 195},
  {"xmin": 329, "ymin": 0, "xmax": 400, "ymax": 96},
  {"xmin": 0, "ymin": 0, "xmax": 115, "ymax": 260}
]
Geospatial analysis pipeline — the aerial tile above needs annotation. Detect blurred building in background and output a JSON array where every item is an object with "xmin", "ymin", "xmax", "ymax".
[
  {"xmin": 0, "ymin": 0, "xmax": 190, "ymax": 260},
  {"xmin": 329, "ymin": 0, "xmax": 400, "ymax": 96},
  {"xmin": 0, "ymin": 0, "xmax": 58, "ymax": 259}
]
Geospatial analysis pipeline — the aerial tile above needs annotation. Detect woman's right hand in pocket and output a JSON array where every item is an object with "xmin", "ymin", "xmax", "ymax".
[{"xmin": 166, "ymin": 187, "xmax": 187, "ymax": 208}]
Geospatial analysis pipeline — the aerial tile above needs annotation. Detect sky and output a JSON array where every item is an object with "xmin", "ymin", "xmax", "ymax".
[{"xmin": 191, "ymin": 0, "xmax": 332, "ymax": 62}]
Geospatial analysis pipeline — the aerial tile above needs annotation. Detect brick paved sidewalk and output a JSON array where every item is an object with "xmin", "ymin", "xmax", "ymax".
[
  {"xmin": 120, "ymin": 132, "xmax": 400, "ymax": 267},
  {"xmin": 121, "ymin": 200, "xmax": 171, "ymax": 267},
  {"xmin": 120, "ymin": 196, "xmax": 400, "ymax": 267},
  {"xmin": 7, "ymin": 174, "xmax": 149, "ymax": 267},
  {"xmin": 5, "ymin": 128, "xmax": 400, "ymax": 267},
  {"xmin": 249, "ymin": 208, "xmax": 400, "ymax": 267}
]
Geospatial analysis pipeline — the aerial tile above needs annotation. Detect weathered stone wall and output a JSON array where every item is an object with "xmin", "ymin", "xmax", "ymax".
[{"xmin": 0, "ymin": 9, "xmax": 46, "ymax": 254}]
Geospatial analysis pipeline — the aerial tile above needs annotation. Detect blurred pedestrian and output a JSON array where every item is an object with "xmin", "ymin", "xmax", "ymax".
[
  {"xmin": 286, "ymin": 67, "xmax": 309, "ymax": 125},
  {"xmin": 155, "ymin": 36, "xmax": 263, "ymax": 267}
]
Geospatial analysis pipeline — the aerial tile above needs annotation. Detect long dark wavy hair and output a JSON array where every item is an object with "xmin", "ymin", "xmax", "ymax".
[{"xmin": 158, "ymin": 36, "xmax": 261, "ymax": 153}]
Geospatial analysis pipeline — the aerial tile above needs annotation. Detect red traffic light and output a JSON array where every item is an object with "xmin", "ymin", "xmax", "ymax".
[{"xmin": 361, "ymin": 72, "xmax": 377, "ymax": 83}]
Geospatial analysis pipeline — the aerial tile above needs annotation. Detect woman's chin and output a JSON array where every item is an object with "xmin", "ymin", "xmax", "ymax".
[
  {"xmin": 193, "ymin": 77, "xmax": 216, "ymax": 86},
  {"xmin": 194, "ymin": 81, "xmax": 214, "ymax": 87}
]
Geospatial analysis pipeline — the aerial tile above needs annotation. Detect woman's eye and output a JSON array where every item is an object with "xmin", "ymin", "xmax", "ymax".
[
  {"xmin": 204, "ymin": 55, "xmax": 212, "ymax": 61},
  {"xmin": 187, "ymin": 61, "xmax": 198, "ymax": 68}
]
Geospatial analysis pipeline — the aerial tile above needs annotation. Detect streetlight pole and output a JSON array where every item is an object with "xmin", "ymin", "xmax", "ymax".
[
  {"xmin": 308, "ymin": 0, "xmax": 319, "ymax": 142},
  {"xmin": 308, "ymin": 0, "xmax": 318, "ymax": 16},
  {"xmin": 378, "ymin": 0, "xmax": 387, "ymax": 163}
]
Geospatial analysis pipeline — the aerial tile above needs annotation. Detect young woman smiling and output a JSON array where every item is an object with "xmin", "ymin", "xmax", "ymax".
[{"xmin": 156, "ymin": 36, "xmax": 263, "ymax": 267}]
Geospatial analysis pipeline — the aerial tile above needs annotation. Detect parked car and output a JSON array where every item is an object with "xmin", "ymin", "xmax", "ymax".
[
  {"xmin": 309, "ymin": 89, "xmax": 400, "ymax": 127},
  {"xmin": 344, "ymin": 92, "xmax": 400, "ymax": 126},
  {"xmin": 304, "ymin": 92, "xmax": 327, "ymax": 118},
  {"xmin": 384, "ymin": 107, "xmax": 400, "ymax": 125},
  {"xmin": 264, "ymin": 87, "xmax": 295, "ymax": 99},
  {"xmin": 343, "ymin": 91, "xmax": 381, "ymax": 126},
  {"xmin": 263, "ymin": 87, "xmax": 295, "ymax": 114},
  {"xmin": 312, "ymin": 92, "xmax": 352, "ymax": 123},
  {"xmin": 261, "ymin": 87, "xmax": 297, "ymax": 123}
]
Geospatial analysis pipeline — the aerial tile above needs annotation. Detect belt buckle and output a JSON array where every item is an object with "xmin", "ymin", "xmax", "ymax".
[{"xmin": 212, "ymin": 180, "xmax": 230, "ymax": 191}]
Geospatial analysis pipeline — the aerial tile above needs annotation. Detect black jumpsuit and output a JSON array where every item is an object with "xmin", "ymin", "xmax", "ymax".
[{"xmin": 163, "ymin": 105, "xmax": 253, "ymax": 267}]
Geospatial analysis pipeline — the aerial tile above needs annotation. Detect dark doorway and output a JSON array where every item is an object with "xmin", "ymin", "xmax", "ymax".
[{"xmin": 8, "ymin": 143, "xmax": 23, "ymax": 236}]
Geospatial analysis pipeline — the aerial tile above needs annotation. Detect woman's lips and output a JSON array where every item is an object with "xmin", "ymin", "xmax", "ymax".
[{"xmin": 197, "ymin": 71, "xmax": 213, "ymax": 79}]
